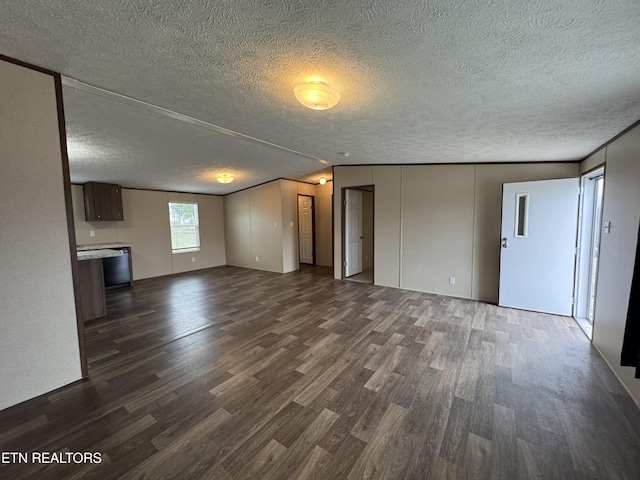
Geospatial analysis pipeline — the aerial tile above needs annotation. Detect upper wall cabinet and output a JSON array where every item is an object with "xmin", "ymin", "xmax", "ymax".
[{"xmin": 83, "ymin": 182, "xmax": 124, "ymax": 221}]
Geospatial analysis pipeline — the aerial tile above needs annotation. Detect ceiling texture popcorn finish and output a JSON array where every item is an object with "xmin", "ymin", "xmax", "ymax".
[{"xmin": 1, "ymin": 0, "xmax": 640, "ymax": 194}]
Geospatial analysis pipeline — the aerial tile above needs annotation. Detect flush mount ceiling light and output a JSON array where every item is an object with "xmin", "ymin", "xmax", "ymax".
[
  {"xmin": 217, "ymin": 174, "xmax": 234, "ymax": 184},
  {"xmin": 294, "ymin": 81, "xmax": 340, "ymax": 110},
  {"xmin": 319, "ymin": 177, "xmax": 327, "ymax": 185}
]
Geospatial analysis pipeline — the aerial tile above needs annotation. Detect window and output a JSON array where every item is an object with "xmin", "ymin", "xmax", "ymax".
[
  {"xmin": 515, "ymin": 193, "xmax": 528, "ymax": 238},
  {"xmin": 168, "ymin": 202, "xmax": 200, "ymax": 252}
]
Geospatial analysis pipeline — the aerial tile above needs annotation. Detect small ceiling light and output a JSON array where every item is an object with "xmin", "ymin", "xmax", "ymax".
[
  {"xmin": 319, "ymin": 177, "xmax": 327, "ymax": 185},
  {"xmin": 294, "ymin": 81, "xmax": 340, "ymax": 110},
  {"xmin": 217, "ymin": 174, "xmax": 234, "ymax": 184}
]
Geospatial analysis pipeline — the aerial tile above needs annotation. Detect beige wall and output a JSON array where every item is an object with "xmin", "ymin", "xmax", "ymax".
[
  {"xmin": 224, "ymin": 179, "xmax": 333, "ymax": 273},
  {"xmin": 0, "ymin": 59, "xmax": 82, "ymax": 410},
  {"xmin": 72, "ymin": 186, "xmax": 225, "ymax": 280},
  {"xmin": 581, "ymin": 147, "xmax": 606, "ymax": 174},
  {"xmin": 225, "ymin": 180, "xmax": 284, "ymax": 272},
  {"xmin": 251, "ymin": 181, "xmax": 285, "ymax": 272},
  {"xmin": 402, "ymin": 165, "xmax": 476, "ymax": 296},
  {"xmin": 588, "ymin": 125, "xmax": 640, "ymax": 405},
  {"xmin": 281, "ymin": 180, "xmax": 299, "ymax": 273},
  {"xmin": 315, "ymin": 181, "xmax": 333, "ymax": 267},
  {"xmin": 224, "ymin": 189, "xmax": 252, "ymax": 267},
  {"xmin": 372, "ymin": 167, "xmax": 402, "ymax": 287},
  {"xmin": 334, "ymin": 163, "xmax": 580, "ymax": 302}
]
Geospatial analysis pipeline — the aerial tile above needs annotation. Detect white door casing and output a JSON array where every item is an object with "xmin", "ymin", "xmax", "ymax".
[
  {"xmin": 499, "ymin": 178, "xmax": 579, "ymax": 315},
  {"xmin": 298, "ymin": 195, "xmax": 314, "ymax": 265},
  {"xmin": 574, "ymin": 171, "xmax": 605, "ymax": 322},
  {"xmin": 345, "ymin": 189, "xmax": 363, "ymax": 277}
]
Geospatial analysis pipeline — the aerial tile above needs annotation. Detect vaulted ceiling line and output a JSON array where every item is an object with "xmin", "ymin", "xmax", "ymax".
[{"xmin": 61, "ymin": 76, "xmax": 332, "ymax": 167}]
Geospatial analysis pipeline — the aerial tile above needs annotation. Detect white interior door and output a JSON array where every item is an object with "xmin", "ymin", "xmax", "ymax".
[
  {"xmin": 345, "ymin": 189, "xmax": 363, "ymax": 277},
  {"xmin": 298, "ymin": 195, "xmax": 314, "ymax": 265},
  {"xmin": 499, "ymin": 178, "xmax": 579, "ymax": 315}
]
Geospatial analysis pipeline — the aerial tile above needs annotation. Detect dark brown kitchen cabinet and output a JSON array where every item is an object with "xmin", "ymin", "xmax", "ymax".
[
  {"xmin": 78, "ymin": 258, "xmax": 106, "ymax": 320},
  {"xmin": 83, "ymin": 182, "xmax": 123, "ymax": 221}
]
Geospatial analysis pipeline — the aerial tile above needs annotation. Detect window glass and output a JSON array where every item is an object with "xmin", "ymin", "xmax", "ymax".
[
  {"xmin": 515, "ymin": 193, "xmax": 528, "ymax": 238},
  {"xmin": 168, "ymin": 202, "xmax": 200, "ymax": 252}
]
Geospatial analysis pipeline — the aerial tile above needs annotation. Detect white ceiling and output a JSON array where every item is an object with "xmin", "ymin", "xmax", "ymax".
[{"xmin": 1, "ymin": 0, "xmax": 639, "ymax": 194}]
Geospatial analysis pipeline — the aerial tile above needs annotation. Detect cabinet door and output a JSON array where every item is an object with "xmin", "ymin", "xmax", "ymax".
[
  {"xmin": 78, "ymin": 258, "xmax": 106, "ymax": 320},
  {"xmin": 92, "ymin": 183, "xmax": 111, "ymax": 220},
  {"xmin": 98, "ymin": 183, "xmax": 123, "ymax": 221},
  {"xmin": 83, "ymin": 182, "xmax": 124, "ymax": 221},
  {"xmin": 113, "ymin": 185, "xmax": 123, "ymax": 220}
]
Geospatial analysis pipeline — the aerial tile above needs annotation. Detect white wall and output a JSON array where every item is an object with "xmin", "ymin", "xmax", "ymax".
[
  {"xmin": 72, "ymin": 186, "xmax": 226, "ymax": 280},
  {"xmin": 0, "ymin": 59, "xmax": 82, "ymax": 410},
  {"xmin": 588, "ymin": 125, "xmax": 640, "ymax": 405},
  {"xmin": 334, "ymin": 163, "xmax": 580, "ymax": 302}
]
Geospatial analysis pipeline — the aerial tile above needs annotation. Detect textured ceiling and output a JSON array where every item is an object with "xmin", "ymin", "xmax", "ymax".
[{"xmin": 1, "ymin": 0, "xmax": 640, "ymax": 194}]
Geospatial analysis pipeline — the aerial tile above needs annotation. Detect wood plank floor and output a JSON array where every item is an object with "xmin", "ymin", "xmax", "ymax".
[{"xmin": 1, "ymin": 265, "xmax": 640, "ymax": 479}]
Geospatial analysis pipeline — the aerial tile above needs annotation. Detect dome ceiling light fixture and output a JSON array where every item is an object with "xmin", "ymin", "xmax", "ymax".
[
  {"xmin": 217, "ymin": 174, "xmax": 234, "ymax": 184},
  {"xmin": 294, "ymin": 81, "xmax": 340, "ymax": 110},
  {"xmin": 319, "ymin": 177, "xmax": 327, "ymax": 185}
]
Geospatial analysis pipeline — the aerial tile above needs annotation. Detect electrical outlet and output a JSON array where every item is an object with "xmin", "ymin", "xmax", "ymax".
[
  {"xmin": 191, "ymin": 257, "xmax": 195, "ymax": 262},
  {"xmin": 256, "ymin": 256, "xmax": 259, "ymax": 262},
  {"xmin": 290, "ymin": 221, "xmax": 293, "ymax": 227},
  {"xmin": 89, "ymin": 230, "xmax": 95, "ymax": 237},
  {"xmin": 274, "ymin": 221, "xmax": 278, "ymax": 227},
  {"xmin": 449, "ymin": 276, "xmax": 456, "ymax": 285}
]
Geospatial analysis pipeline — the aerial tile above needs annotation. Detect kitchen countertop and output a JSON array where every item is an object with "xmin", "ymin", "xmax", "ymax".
[
  {"xmin": 77, "ymin": 249, "xmax": 125, "ymax": 261},
  {"xmin": 76, "ymin": 242, "xmax": 132, "ymax": 251}
]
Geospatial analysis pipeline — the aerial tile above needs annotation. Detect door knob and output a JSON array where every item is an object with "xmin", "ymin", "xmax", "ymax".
[{"xmin": 502, "ymin": 237, "xmax": 509, "ymax": 248}]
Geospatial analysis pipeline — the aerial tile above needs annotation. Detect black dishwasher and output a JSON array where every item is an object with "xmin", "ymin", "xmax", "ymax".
[{"xmin": 103, "ymin": 248, "xmax": 131, "ymax": 290}]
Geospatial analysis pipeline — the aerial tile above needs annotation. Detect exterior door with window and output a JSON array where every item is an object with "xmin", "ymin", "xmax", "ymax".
[{"xmin": 499, "ymin": 178, "xmax": 579, "ymax": 315}]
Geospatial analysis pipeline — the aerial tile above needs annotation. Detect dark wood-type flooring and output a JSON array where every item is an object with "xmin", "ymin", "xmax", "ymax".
[{"xmin": 1, "ymin": 265, "xmax": 640, "ymax": 479}]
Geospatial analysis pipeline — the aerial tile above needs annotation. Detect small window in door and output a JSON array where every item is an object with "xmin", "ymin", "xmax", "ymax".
[{"xmin": 515, "ymin": 193, "xmax": 528, "ymax": 238}]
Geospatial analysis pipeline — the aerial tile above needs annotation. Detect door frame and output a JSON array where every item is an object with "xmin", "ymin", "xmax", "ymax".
[
  {"xmin": 341, "ymin": 185, "xmax": 375, "ymax": 281},
  {"xmin": 572, "ymin": 165, "xmax": 605, "ymax": 337},
  {"xmin": 297, "ymin": 194, "xmax": 316, "ymax": 265}
]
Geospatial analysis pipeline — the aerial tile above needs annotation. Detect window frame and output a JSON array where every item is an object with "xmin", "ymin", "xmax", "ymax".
[{"xmin": 168, "ymin": 202, "xmax": 201, "ymax": 254}]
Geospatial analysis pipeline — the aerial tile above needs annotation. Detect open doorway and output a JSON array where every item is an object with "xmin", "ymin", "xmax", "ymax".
[
  {"xmin": 298, "ymin": 194, "xmax": 315, "ymax": 265},
  {"xmin": 343, "ymin": 186, "xmax": 374, "ymax": 284},
  {"xmin": 574, "ymin": 166, "xmax": 605, "ymax": 339}
]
